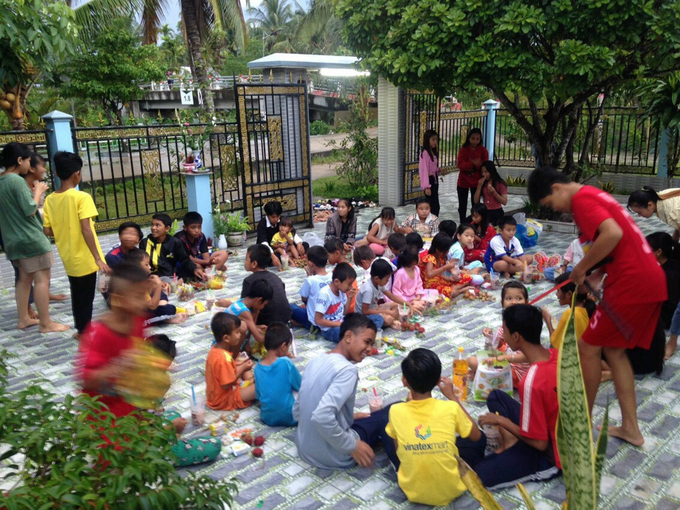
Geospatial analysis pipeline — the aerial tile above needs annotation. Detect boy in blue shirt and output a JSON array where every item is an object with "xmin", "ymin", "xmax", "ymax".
[{"xmin": 254, "ymin": 322, "xmax": 302, "ymax": 426}]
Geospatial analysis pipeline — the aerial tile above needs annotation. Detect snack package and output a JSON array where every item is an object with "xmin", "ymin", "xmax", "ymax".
[{"xmin": 472, "ymin": 350, "xmax": 513, "ymax": 401}]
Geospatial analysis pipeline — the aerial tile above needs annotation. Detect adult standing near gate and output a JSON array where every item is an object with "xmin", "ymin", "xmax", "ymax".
[
  {"xmin": 419, "ymin": 130, "xmax": 441, "ymax": 217},
  {"xmin": 456, "ymin": 128, "xmax": 488, "ymax": 223},
  {"xmin": 627, "ymin": 186, "xmax": 680, "ymax": 240},
  {"xmin": 0, "ymin": 142, "xmax": 69, "ymax": 333}
]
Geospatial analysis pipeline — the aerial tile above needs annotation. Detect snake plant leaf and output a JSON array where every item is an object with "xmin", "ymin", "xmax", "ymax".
[
  {"xmin": 517, "ymin": 483, "xmax": 537, "ymax": 510},
  {"xmin": 595, "ymin": 405, "xmax": 610, "ymax": 499},
  {"xmin": 455, "ymin": 455, "xmax": 503, "ymax": 510},
  {"xmin": 556, "ymin": 289, "xmax": 597, "ymax": 509}
]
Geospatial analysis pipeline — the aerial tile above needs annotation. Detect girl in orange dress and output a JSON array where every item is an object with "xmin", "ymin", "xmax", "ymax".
[{"xmin": 419, "ymin": 233, "xmax": 472, "ymax": 298}]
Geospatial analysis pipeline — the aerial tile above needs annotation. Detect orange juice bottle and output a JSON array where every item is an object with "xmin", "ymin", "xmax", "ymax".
[{"xmin": 453, "ymin": 347, "xmax": 469, "ymax": 401}]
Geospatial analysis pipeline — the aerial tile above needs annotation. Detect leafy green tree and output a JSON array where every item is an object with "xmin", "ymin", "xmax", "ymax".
[
  {"xmin": 57, "ymin": 18, "xmax": 165, "ymax": 125},
  {"xmin": 248, "ymin": 0, "xmax": 295, "ymax": 52},
  {"xmin": 336, "ymin": 0, "xmax": 680, "ymax": 169},
  {"xmin": 0, "ymin": 0, "xmax": 78, "ymax": 130},
  {"xmin": 159, "ymin": 23, "xmax": 190, "ymax": 72}
]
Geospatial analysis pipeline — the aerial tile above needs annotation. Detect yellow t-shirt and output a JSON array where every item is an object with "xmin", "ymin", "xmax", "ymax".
[
  {"xmin": 385, "ymin": 398, "xmax": 473, "ymax": 506},
  {"xmin": 43, "ymin": 188, "xmax": 104, "ymax": 277},
  {"xmin": 271, "ymin": 232, "xmax": 292, "ymax": 246},
  {"xmin": 551, "ymin": 306, "xmax": 590, "ymax": 349}
]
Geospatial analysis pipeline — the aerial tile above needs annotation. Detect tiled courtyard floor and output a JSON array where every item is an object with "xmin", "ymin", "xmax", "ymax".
[{"xmin": 1, "ymin": 178, "xmax": 679, "ymax": 509}]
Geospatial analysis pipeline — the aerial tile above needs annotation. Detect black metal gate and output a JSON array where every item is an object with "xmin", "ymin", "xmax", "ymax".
[
  {"xmin": 234, "ymin": 83, "xmax": 313, "ymax": 229},
  {"xmin": 403, "ymin": 91, "xmax": 486, "ymax": 204}
]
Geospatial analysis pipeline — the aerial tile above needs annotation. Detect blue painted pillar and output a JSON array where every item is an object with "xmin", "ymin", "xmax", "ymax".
[
  {"xmin": 42, "ymin": 110, "xmax": 76, "ymax": 190},
  {"xmin": 483, "ymin": 99, "xmax": 500, "ymax": 162},
  {"xmin": 184, "ymin": 172, "xmax": 214, "ymax": 240},
  {"xmin": 657, "ymin": 127, "xmax": 670, "ymax": 178}
]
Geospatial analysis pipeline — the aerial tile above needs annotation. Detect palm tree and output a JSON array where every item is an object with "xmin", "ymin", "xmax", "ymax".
[{"xmin": 247, "ymin": 0, "xmax": 294, "ymax": 53}]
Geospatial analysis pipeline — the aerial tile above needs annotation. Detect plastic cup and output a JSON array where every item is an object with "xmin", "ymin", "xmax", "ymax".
[
  {"xmin": 489, "ymin": 274, "xmax": 500, "ymax": 290},
  {"xmin": 190, "ymin": 395, "xmax": 206, "ymax": 425},
  {"xmin": 368, "ymin": 389, "xmax": 383, "ymax": 414},
  {"xmin": 375, "ymin": 329, "xmax": 383, "ymax": 350}
]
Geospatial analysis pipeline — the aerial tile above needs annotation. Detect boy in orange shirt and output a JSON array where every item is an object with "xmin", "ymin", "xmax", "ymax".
[{"xmin": 205, "ymin": 313, "xmax": 256, "ymax": 410}]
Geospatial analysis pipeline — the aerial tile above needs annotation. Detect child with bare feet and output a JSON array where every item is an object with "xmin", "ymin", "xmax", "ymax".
[
  {"xmin": 270, "ymin": 217, "xmax": 301, "ymax": 260},
  {"xmin": 483, "ymin": 216, "xmax": 534, "ymax": 277},
  {"xmin": 0, "ymin": 142, "xmax": 69, "ymax": 333},
  {"xmin": 206, "ymin": 313, "xmax": 257, "ymax": 411},
  {"xmin": 458, "ymin": 305, "xmax": 561, "ymax": 489},
  {"xmin": 529, "ymin": 167, "xmax": 666, "ymax": 446}
]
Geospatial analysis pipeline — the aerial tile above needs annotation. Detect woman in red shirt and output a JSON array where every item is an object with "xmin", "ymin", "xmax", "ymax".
[
  {"xmin": 474, "ymin": 161, "xmax": 508, "ymax": 225},
  {"xmin": 456, "ymin": 128, "xmax": 488, "ymax": 223}
]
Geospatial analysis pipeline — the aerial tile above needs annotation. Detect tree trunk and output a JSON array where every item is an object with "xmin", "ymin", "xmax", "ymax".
[{"xmin": 181, "ymin": 0, "xmax": 215, "ymax": 114}]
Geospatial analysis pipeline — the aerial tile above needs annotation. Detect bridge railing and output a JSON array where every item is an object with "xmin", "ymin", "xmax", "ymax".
[{"xmin": 140, "ymin": 75, "xmax": 265, "ymax": 91}]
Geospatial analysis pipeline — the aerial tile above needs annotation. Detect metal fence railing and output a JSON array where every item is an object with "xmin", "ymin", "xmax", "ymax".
[
  {"xmin": 71, "ymin": 123, "xmax": 242, "ymax": 230},
  {"xmin": 0, "ymin": 130, "xmax": 53, "ymax": 186},
  {"xmin": 494, "ymin": 107, "xmax": 663, "ymax": 174}
]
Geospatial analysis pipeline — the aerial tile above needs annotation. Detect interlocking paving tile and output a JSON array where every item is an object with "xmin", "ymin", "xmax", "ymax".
[{"xmin": 1, "ymin": 189, "xmax": 679, "ymax": 509}]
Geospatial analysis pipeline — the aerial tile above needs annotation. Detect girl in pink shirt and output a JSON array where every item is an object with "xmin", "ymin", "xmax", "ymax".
[
  {"xmin": 474, "ymin": 161, "xmax": 508, "ymax": 225},
  {"xmin": 419, "ymin": 130, "xmax": 441, "ymax": 216},
  {"xmin": 391, "ymin": 246, "xmax": 432, "ymax": 311}
]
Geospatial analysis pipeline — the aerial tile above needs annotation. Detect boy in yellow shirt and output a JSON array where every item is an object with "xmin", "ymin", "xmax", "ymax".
[
  {"xmin": 386, "ymin": 348, "xmax": 481, "ymax": 506},
  {"xmin": 43, "ymin": 151, "xmax": 110, "ymax": 338}
]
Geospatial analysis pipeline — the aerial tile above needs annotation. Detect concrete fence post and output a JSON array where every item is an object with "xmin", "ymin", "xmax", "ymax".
[
  {"xmin": 483, "ymin": 99, "xmax": 500, "ymax": 162},
  {"xmin": 183, "ymin": 172, "xmax": 214, "ymax": 240},
  {"xmin": 378, "ymin": 77, "xmax": 405, "ymax": 205},
  {"xmin": 657, "ymin": 127, "xmax": 670, "ymax": 178},
  {"xmin": 42, "ymin": 110, "xmax": 76, "ymax": 190}
]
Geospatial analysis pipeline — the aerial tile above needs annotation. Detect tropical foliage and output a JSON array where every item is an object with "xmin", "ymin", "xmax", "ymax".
[
  {"xmin": 0, "ymin": 353, "xmax": 237, "ymax": 509},
  {"xmin": 57, "ymin": 18, "xmax": 165, "ymax": 125},
  {"xmin": 336, "ymin": 0, "xmax": 680, "ymax": 170}
]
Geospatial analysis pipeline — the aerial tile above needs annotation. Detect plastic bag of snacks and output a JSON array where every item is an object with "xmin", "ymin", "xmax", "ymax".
[
  {"xmin": 114, "ymin": 343, "xmax": 172, "ymax": 409},
  {"xmin": 472, "ymin": 350, "xmax": 513, "ymax": 402}
]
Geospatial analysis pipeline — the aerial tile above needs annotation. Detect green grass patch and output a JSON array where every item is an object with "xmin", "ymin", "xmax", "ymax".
[
  {"xmin": 312, "ymin": 175, "xmax": 356, "ymax": 198},
  {"xmin": 311, "ymin": 149, "xmax": 347, "ymax": 166}
]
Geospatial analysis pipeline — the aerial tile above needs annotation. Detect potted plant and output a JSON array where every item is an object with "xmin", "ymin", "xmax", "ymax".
[{"xmin": 213, "ymin": 207, "xmax": 249, "ymax": 247}]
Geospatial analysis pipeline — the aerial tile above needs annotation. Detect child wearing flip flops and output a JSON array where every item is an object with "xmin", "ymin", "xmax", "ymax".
[{"xmin": 542, "ymin": 238, "xmax": 583, "ymax": 281}]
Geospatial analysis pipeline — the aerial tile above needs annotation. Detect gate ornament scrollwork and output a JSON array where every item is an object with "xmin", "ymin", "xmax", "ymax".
[
  {"xmin": 141, "ymin": 150, "xmax": 163, "ymax": 201},
  {"xmin": 267, "ymin": 116, "xmax": 283, "ymax": 161},
  {"xmin": 220, "ymin": 145, "xmax": 239, "ymax": 190}
]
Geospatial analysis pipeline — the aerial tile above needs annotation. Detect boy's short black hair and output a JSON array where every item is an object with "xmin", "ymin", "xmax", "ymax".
[
  {"xmin": 183, "ymin": 211, "xmax": 203, "ymax": 226},
  {"xmin": 498, "ymin": 216, "xmax": 517, "ymax": 229},
  {"xmin": 264, "ymin": 200, "xmax": 283, "ymax": 216},
  {"xmin": 415, "ymin": 197, "xmax": 430, "ymax": 208},
  {"xmin": 279, "ymin": 217, "xmax": 293, "ymax": 228},
  {"xmin": 306, "ymin": 245, "xmax": 328, "ymax": 268},
  {"xmin": 147, "ymin": 334, "xmax": 177, "ymax": 359},
  {"xmin": 324, "ymin": 237, "xmax": 344, "ymax": 255},
  {"xmin": 340, "ymin": 313, "xmax": 377, "ymax": 339},
  {"xmin": 353, "ymin": 245, "xmax": 375, "ymax": 266},
  {"xmin": 527, "ymin": 167, "xmax": 571, "ymax": 204},
  {"xmin": 124, "ymin": 248, "xmax": 149, "ymax": 264},
  {"xmin": 333, "ymin": 262, "xmax": 357, "ymax": 283},
  {"xmin": 503, "ymin": 304, "xmax": 543, "ymax": 345},
  {"xmin": 387, "ymin": 233, "xmax": 407, "ymax": 253},
  {"xmin": 247, "ymin": 244, "xmax": 272, "ymax": 268},
  {"xmin": 439, "ymin": 220, "xmax": 457, "ymax": 238},
  {"xmin": 405, "ymin": 232, "xmax": 424, "ymax": 250},
  {"xmin": 118, "ymin": 221, "xmax": 143, "ymax": 241},
  {"xmin": 370, "ymin": 258, "xmax": 393, "ymax": 279},
  {"xmin": 501, "ymin": 280, "xmax": 529, "ymax": 301},
  {"xmin": 53, "ymin": 151, "xmax": 83, "ymax": 181},
  {"xmin": 152, "ymin": 213, "xmax": 173, "ymax": 228},
  {"xmin": 108, "ymin": 261, "xmax": 150, "ymax": 297},
  {"xmin": 264, "ymin": 322, "xmax": 293, "ymax": 351},
  {"xmin": 401, "ymin": 348, "xmax": 442, "ymax": 394},
  {"xmin": 244, "ymin": 278, "xmax": 273, "ymax": 301},
  {"xmin": 211, "ymin": 312, "xmax": 242, "ymax": 343}
]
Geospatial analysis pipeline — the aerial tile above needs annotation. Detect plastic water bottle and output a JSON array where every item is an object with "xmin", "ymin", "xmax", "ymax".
[
  {"xmin": 453, "ymin": 347, "xmax": 468, "ymax": 401},
  {"xmin": 484, "ymin": 412, "xmax": 501, "ymax": 455}
]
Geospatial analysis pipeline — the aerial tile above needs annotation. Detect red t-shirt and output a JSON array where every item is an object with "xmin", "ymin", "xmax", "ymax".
[
  {"xmin": 78, "ymin": 318, "xmax": 145, "ymax": 418},
  {"xmin": 457, "ymin": 145, "xmax": 489, "ymax": 188},
  {"xmin": 572, "ymin": 186, "xmax": 667, "ymax": 306},
  {"xmin": 519, "ymin": 349, "xmax": 560, "ymax": 469},
  {"xmin": 482, "ymin": 181, "xmax": 508, "ymax": 211}
]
